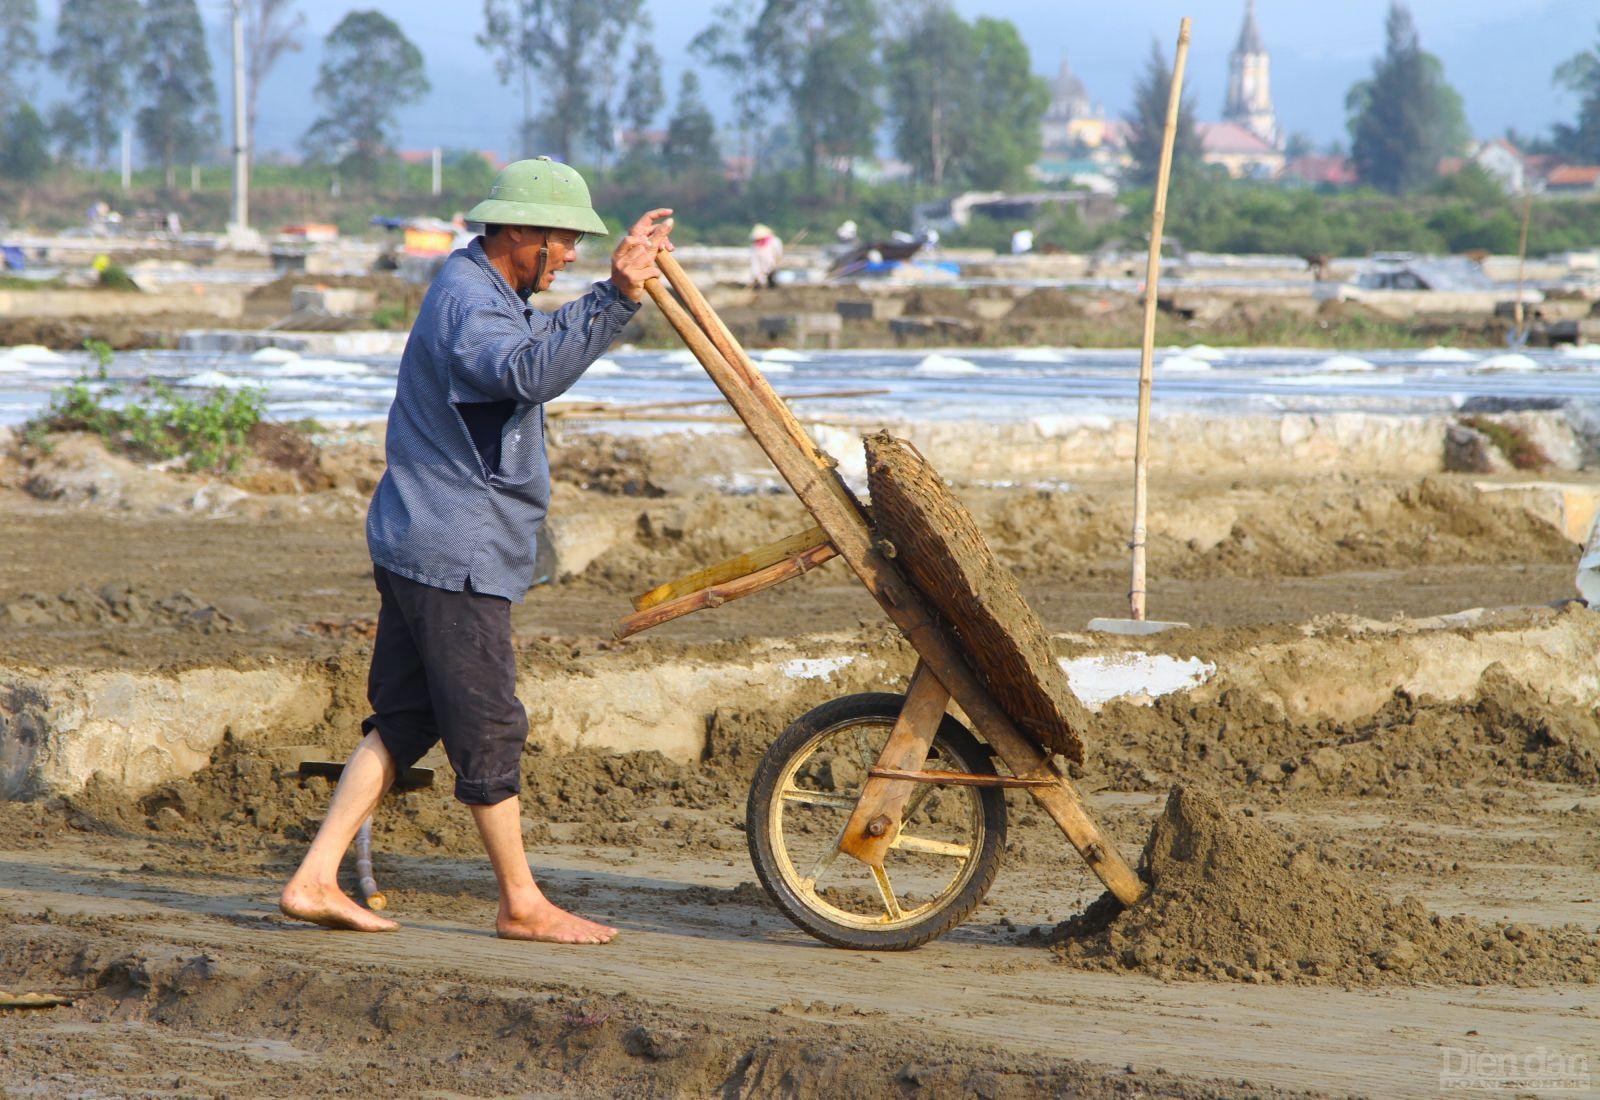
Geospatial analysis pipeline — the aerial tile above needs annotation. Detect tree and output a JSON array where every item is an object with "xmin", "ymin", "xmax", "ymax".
[
  {"xmin": 964, "ymin": 17, "xmax": 1047, "ymax": 189},
  {"xmin": 616, "ymin": 17, "xmax": 664, "ymax": 159},
  {"xmin": 750, "ymin": 0, "xmax": 882, "ymax": 191},
  {"xmin": 1553, "ymin": 22, "xmax": 1600, "ymax": 163},
  {"xmin": 662, "ymin": 71, "xmax": 718, "ymax": 172},
  {"xmin": 0, "ymin": 0, "xmax": 40, "ymax": 111},
  {"xmin": 137, "ymin": 0, "xmax": 218, "ymax": 188},
  {"xmin": 689, "ymin": 0, "xmax": 765, "ymax": 177},
  {"xmin": 478, "ymin": 0, "xmax": 548, "ymax": 159},
  {"xmin": 303, "ymin": 10, "xmax": 428, "ymax": 177},
  {"xmin": 478, "ymin": 0, "xmax": 643, "ymax": 163},
  {"xmin": 0, "ymin": 101, "xmax": 49, "ymax": 180},
  {"xmin": 244, "ymin": 0, "xmax": 305, "ymax": 156},
  {"xmin": 885, "ymin": 5, "xmax": 1046, "ymax": 190},
  {"xmin": 50, "ymin": 0, "xmax": 142, "ymax": 171},
  {"xmin": 1346, "ymin": 2, "xmax": 1468, "ymax": 195},
  {"xmin": 885, "ymin": 1, "xmax": 971, "ymax": 188},
  {"xmin": 1124, "ymin": 38, "xmax": 1202, "ymax": 188}
]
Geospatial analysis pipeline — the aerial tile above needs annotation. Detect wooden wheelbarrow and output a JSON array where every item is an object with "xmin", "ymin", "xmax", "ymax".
[{"xmin": 618, "ymin": 253, "xmax": 1145, "ymax": 949}]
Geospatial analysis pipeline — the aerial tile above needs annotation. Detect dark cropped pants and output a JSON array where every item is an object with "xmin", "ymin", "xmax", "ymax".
[{"xmin": 363, "ymin": 566, "xmax": 528, "ymax": 806}]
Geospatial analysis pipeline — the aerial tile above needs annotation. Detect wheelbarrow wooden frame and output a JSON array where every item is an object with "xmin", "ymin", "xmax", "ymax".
[{"xmin": 622, "ymin": 252, "xmax": 1145, "ymax": 909}]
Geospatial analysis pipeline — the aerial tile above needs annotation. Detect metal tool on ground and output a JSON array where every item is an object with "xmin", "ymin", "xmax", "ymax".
[
  {"xmin": 619, "ymin": 247, "xmax": 1145, "ymax": 950},
  {"xmin": 1090, "ymin": 16, "xmax": 1194, "ymax": 638},
  {"xmin": 296, "ymin": 760, "xmax": 435, "ymax": 910}
]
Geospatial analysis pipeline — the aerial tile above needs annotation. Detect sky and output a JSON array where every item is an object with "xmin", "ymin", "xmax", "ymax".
[{"xmin": 29, "ymin": 0, "xmax": 1600, "ymax": 158}]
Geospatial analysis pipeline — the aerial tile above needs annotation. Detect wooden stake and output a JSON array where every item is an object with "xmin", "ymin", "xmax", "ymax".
[
  {"xmin": 643, "ymin": 273, "xmax": 1147, "ymax": 907},
  {"xmin": 1130, "ymin": 16, "xmax": 1191, "ymax": 622},
  {"xmin": 1513, "ymin": 190, "xmax": 1533, "ymax": 339}
]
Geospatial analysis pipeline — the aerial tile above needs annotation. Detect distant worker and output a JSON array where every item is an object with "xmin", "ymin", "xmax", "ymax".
[
  {"xmin": 750, "ymin": 222, "xmax": 783, "ymax": 289},
  {"xmin": 280, "ymin": 157, "xmax": 674, "ymax": 946},
  {"xmin": 1011, "ymin": 228, "xmax": 1034, "ymax": 255},
  {"xmin": 835, "ymin": 219, "xmax": 858, "ymax": 245}
]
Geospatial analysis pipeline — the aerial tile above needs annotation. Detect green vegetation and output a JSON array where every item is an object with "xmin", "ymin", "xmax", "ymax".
[
  {"xmin": 1459, "ymin": 416, "xmax": 1551, "ymax": 471},
  {"xmin": 25, "ymin": 339, "xmax": 265, "ymax": 474},
  {"xmin": 1347, "ymin": 3, "xmax": 1469, "ymax": 194},
  {"xmin": 371, "ymin": 304, "xmax": 411, "ymax": 330},
  {"xmin": 1125, "ymin": 38, "xmax": 1203, "ymax": 188},
  {"xmin": 304, "ymin": 10, "xmax": 428, "ymax": 177}
]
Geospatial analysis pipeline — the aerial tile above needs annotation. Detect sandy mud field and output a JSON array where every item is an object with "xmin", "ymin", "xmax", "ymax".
[{"xmin": 2, "ymin": 425, "xmax": 1598, "ymax": 1098}]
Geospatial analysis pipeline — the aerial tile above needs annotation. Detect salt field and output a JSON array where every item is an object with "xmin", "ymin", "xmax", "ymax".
[{"xmin": 4, "ymin": 341, "xmax": 1600, "ymax": 429}]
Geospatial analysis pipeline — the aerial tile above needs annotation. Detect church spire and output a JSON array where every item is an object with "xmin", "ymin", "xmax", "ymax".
[
  {"xmin": 1225, "ymin": 0, "xmax": 1279, "ymax": 148},
  {"xmin": 1236, "ymin": 0, "xmax": 1264, "ymax": 55}
]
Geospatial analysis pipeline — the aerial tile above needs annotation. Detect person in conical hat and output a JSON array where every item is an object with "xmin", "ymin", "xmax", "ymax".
[
  {"xmin": 749, "ymin": 222, "xmax": 783, "ymax": 289},
  {"xmin": 281, "ymin": 158, "xmax": 673, "ymax": 946}
]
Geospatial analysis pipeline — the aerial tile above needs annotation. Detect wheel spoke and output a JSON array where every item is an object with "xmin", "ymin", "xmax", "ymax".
[
  {"xmin": 780, "ymin": 786, "xmax": 857, "ymax": 811},
  {"xmin": 801, "ymin": 821, "xmax": 851, "ymax": 889},
  {"xmin": 852, "ymin": 728, "xmax": 877, "ymax": 775},
  {"xmin": 890, "ymin": 833, "xmax": 971, "ymax": 859},
  {"xmin": 869, "ymin": 864, "xmax": 905, "ymax": 922},
  {"xmin": 903, "ymin": 782, "xmax": 936, "ymax": 821}
]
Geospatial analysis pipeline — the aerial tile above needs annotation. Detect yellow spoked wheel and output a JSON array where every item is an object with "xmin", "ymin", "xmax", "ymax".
[{"xmin": 746, "ymin": 693, "xmax": 1007, "ymax": 950}]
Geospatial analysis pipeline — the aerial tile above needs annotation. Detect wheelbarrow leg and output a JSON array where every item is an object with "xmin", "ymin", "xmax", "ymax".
[{"xmin": 838, "ymin": 662, "xmax": 949, "ymax": 868}]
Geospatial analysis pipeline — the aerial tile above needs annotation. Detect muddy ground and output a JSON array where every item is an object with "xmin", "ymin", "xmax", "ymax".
[{"xmin": 2, "ymin": 431, "xmax": 1598, "ymax": 1097}]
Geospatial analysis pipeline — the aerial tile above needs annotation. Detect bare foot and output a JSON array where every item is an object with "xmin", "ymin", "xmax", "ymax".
[
  {"xmin": 280, "ymin": 878, "xmax": 398, "ymax": 932},
  {"xmin": 497, "ymin": 899, "xmax": 618, "ymax": 945}
]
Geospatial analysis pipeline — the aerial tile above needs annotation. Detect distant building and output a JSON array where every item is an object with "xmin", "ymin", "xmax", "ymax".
[
  {"xmin": 1041, "ymin": 56, "xmax": 1123, "ymax": 156},
  {"xmin": 1472, "ymin": 139, "xmax": 1526, "ymax": 193},
  {"xmin": 1198, "ymin": 122, "xmax": 1284, "ymax": 180},
  {"xmin": 1546, "ymin": 165, "xmax": 1600, "ymax": 196},
  {"xmin": 1282, "ymin": 154, "xmax": 1358, "ymax": 189},
  {"xmin": 1223, "ymin": 0, "xmax": 1279, "ymax": 149}
]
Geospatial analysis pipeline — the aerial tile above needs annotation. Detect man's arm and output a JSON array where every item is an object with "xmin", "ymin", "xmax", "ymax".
[{"xmin": 446, "ymin": 285, "xmax": 637, "ymax": 406}]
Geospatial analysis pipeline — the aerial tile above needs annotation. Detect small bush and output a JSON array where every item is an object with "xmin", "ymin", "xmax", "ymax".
[
  {"xmin": 25, "ymin": 346, "xmax": 266, "ymax": 474},
  {"xmin": 371, "ymin": 304, "xmax": 412, "ymax": 330},
  {"xmin": 97, "ymin": 263, "xmax": 139, "ymax": 291}
]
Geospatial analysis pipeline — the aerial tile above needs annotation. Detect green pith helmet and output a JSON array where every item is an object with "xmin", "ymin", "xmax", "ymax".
[{"xmin": 466, "ymin": 156, "xmax": 608, "ymax": 236}]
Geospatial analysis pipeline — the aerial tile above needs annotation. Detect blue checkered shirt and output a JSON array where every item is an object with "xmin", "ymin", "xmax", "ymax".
[{"xmin": 367, "ymin": 237, "xmax": 639, "ymax": 600}]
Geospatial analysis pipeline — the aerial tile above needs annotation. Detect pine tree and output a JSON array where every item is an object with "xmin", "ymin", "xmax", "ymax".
[
  {"xmin": 1554, "ymin": 22, "xmax": 1600, "ymax": 163},
  {"xmin": 1125, "ymin": 38, "xmax": 1202, "ymax": 189},
  {"xmin": 662, "ymin": 71, "xmax": 718, "ymax": 172},
  {"xmin": 304, "ymin": 10, "xmax": 429, "ymax": 177},
  {"xmin": 137, "ymin": 0, "xmax": 218, "ymax": 189},
  {"xmin": 50, "ymin": 0, "xmax": 141, "ymax": 171},
  {"xmin": 1346, "ymin": 2, "xmax": 1468, "ymax": 195}
]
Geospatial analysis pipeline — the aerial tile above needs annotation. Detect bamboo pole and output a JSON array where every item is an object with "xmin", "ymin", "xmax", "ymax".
[
  {"xmin": 633, "ymin": 525, "xmax": 831, "ymax": 611},
  {"xmin": 1129, "ymin": 17, "xmax": 1192, "ymax": 622},
  {"xmin": 616, "ymin": 541, "xmax": 838, "ymax": 639},
  {"xmin": 642, "ymin": 274, "xmax": 1146, "ymax": 906},
  {"xmin": 1512, "ymin": 191, "xmax": 1533, "ymax": 341}
]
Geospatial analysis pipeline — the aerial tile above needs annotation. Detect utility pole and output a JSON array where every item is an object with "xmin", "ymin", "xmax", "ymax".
[
  {"xmin": 431, "ymin": 146, "xmax": 442, "ymax": 198},
  {"xmin": 120, "ymin": 127, "xmax": 131, "ymax": 192},
  {"xmin": 229, "ymin": 0, "xmax": 250, "ymax": 237}
]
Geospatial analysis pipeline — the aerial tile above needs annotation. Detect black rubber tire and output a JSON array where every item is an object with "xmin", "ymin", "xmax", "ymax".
[{"xmin": 746, "ymin": 692, "xmax": 1007, "ymax": 950}]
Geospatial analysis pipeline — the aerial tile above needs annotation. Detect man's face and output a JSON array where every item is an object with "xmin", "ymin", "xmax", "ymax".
[{"xmin": 507, "ymin": 226, "xmax": 581, "ymax": 294}]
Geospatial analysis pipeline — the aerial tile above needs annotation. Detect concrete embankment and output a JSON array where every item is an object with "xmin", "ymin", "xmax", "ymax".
[{"xmin": 7, "ymin": 609, "xmax": 1596, "ymax": 801}]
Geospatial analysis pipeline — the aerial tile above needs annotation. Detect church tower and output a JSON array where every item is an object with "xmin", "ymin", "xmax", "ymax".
[{"xmin": 1224, "ymin": 0, "xmax": 1279, "ymax": 148}]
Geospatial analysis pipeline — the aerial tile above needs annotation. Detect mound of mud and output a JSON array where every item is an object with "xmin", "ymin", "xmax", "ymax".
[
  {"xmin": 1093, "ymin": 663, "xmax": 1600, "ymax": 795},
  {"xmin": 0, "ymin": 583, "xmax": 275, "ymax": 634},
  {"xmin": 1049, "ymin": 787, "xmax": 1600, "ymax": 985},
  {"xmin": 865, "ymin": 432, "xmax": 1089, "ymax": 760}
]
